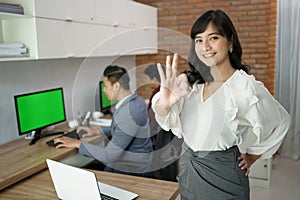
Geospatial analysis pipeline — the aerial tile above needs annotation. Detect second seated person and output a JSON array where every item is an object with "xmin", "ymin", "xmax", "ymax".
[{"xmin": 55, "ymin": 65, "xmax": 153, "ymax": 177}]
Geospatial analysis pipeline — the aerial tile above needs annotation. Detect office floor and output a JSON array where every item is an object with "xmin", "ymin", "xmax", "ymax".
[{"xmin": 175, "ymin": 155, "xmax": 300, "ymax": 200}]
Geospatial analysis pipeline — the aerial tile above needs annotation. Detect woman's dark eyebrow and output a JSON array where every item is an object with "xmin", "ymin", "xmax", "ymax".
[
  {"xmin": 195, "ymin": 32, "xmax": 221, "ymax": 39},
  {"xmin": 209, "ymin": 32, "xmax": 221, "ymax": 36}
]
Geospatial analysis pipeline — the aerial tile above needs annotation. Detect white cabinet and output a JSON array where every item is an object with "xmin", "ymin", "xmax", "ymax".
[
  {"xmin": 0, "ymin": 0, "xmax": 157, "ymax": 61},
  {"xmin": 33, "ymin": 18, "xmax": 115, "ymax": 59},
  {"xmin": 33, "ymin": 0, "xmax": 95, "ymax": 22}
]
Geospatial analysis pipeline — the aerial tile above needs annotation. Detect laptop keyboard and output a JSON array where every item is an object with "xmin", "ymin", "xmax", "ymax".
[{"xmin": 100, "ymin": 193, "xmax": 119, "ymax": 200}]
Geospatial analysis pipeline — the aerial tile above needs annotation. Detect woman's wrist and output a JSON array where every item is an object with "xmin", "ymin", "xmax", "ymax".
[
  {"xmin": 154, "ymin": 99, "xmax": 170, "ymax": 116},
  {"xmin": 247, "ymin": 153, "xmax": 261, "ymax": 163}
]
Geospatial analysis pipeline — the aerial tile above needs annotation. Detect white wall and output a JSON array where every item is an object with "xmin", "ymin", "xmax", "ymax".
[{"xmin": 0, "ymin": 56, "xmax": 136, "ymax": 145}]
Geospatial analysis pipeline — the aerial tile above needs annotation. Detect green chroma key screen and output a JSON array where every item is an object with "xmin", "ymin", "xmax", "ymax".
[{"xmin": 14, "ymin": 88, "xmax": 66, "ymax": 135}]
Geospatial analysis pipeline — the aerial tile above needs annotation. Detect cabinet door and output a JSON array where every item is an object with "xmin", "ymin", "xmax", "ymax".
[
  {"xmin": 35, "ymin": 18, "xmax": 114, "ymax": 59},
  {"xmin": 113, "ymin": 26, "xmax": 158, "ymax": 55},
  {"xmin": 93, "ymin": 0, "xmax": 157, "ymax": 28},
  {"xmin": 33, "ymin": 0, "xmax": 95, "ymax": 23}
]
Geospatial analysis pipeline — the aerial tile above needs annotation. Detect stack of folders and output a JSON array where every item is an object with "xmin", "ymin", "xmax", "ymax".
[
  {"xmin": 0, "ymin": 43, "xmax": 29, "ymax": 58},
  {"xmin": 0, "ymin": 2, "xmax": 24, "ymax": 15}
]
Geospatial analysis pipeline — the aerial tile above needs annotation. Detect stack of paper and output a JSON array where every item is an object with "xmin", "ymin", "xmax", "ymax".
[
  {"xmin": 0, "ymin": 2, "xmax": 24, "ymax": 15},
  {"xmin": 0, "ymin": 43, "xmax": 29, "ymax": 58}
]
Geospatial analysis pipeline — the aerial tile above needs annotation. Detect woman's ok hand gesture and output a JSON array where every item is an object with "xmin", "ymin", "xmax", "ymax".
[{"xmin": 156, "ymin": 53, "xmax": 190, "ymax": 113}]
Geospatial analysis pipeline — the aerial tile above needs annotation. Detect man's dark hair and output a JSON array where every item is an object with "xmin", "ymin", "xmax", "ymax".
[
  {"xmin": 103, "ymin": 65, "xmax": 130, "ymax": 90},
  {"xmin": 144, "ymin": 64, "xmax": 161, "ymax": 83},
  {"xmin": 144, "ymin": 63, "xmax": 167, "ymax": 83}
]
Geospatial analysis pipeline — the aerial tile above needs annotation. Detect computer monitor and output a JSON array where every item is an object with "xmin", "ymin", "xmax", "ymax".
[
  {"xmin": 14, "ymin": 87, "xmax": 66, "ymax": 144},
  {"xmin": 99, "ymin": 81, "xmax": 117, "ymax": 114}
]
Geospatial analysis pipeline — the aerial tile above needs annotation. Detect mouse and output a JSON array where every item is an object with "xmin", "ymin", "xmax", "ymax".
[
  {"xmin": 63, "ymin": 130, "xmax": 80, "ymax": 139},
  {"xmin": 77, "ymin": 129, "xmax": 88, "ymax": 138},
  {"xmin": 46, "ymin": 140, "xmax": 62, "ymax": 147}
]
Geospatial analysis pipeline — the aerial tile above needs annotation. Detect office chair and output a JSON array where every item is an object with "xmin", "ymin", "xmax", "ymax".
[{"xmin": 151, "ymin": 128, "xmax": 183, "ymax": 182}]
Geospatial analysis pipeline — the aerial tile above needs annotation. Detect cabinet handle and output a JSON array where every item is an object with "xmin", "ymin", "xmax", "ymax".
[{"xmin": 65, "ymin": 18, "xmax": 72, "ymax": 22}]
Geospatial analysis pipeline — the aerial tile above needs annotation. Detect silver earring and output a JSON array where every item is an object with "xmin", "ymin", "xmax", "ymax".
[{"xmin": 229, "ymin": 47, "xmax": 233, "ymax": 53}]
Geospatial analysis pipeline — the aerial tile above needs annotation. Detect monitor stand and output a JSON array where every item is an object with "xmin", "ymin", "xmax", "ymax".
[
  {"xmin": 28, "ymin": 129, "xmax": 64, "ymax": 145},
  {"xmin": 25, "ymin": 131, "xmax": 36, "ymax": 140}
]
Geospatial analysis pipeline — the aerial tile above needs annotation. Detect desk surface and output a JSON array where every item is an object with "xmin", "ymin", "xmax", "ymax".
[
  {"xmin": 0, "ymin": 168, "xmax": 179, "ymax": 200},
  {"xmin": 0, "ymin": 128, "xmax": 102, "ymax": 190},
  {"xmin": 0, "ymin": 119, "xmax": 179, "ymax": 199}
]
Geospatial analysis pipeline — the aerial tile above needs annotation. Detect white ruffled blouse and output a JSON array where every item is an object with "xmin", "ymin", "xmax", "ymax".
[{"xmin": 152, "ymin": 70, "xmax": 291, "ymax": 159}]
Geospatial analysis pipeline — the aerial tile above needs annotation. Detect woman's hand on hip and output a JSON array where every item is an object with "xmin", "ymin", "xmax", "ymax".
[{"xmin": 238, "ymin": 153, "xmax": 261, "ymax": 176}]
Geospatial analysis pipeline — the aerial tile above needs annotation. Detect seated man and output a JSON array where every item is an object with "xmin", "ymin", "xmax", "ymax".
[{"xmin": 55, "ymin": 65, "xmax": 153, "ymax": 177}]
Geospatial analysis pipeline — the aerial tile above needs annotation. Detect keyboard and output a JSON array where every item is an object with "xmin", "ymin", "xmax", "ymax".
[
  {"xmin": 46, "ymin": 130, "xmax": 80, "ymax": 147},
  {"xmin": 100, "ymin": 193, "xmax": 119, "ymax": 200},
  {"xmin": 90, "ymin": 118, "xmax": 112, "ymax": 127}
]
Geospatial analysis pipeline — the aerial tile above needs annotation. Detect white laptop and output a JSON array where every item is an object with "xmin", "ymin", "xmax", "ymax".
[{"xmin": 46, "ymin": 159, "xmax": 138, "ymax": 200}]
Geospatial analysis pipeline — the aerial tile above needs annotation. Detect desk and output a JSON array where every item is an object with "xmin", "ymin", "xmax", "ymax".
[
  {"xmin": 0, "ymin": 117, "xmax": 179, "ymax": 199},
  {"xmin": 0, "ymin": 127, "xmax": 102, "ymax": 190},
  {"xmin": 0, "ymin": 168, "xmax": 179, "ymax": 199}
]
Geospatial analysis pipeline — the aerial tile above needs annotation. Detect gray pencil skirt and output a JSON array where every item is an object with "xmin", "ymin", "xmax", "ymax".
[{"xmin": 178, "ymin": 143, "xmax": 250, "ymax": 200}]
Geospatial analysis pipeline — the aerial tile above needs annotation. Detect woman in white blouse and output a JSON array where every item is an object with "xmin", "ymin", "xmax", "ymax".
[{"xmin": 152, "ymin": 10, "xmax": 290, "ymax": 200}]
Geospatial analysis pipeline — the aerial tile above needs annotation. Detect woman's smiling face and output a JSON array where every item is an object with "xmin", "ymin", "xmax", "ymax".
[{"xmin": 194, "ymin": 22, "xmax": 231, "ymax": 68}]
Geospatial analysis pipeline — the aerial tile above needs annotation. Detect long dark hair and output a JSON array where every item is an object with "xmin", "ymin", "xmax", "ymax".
[{"xmin": 184, "ymin": 10, "xmax": 249, "ymax": 85}]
